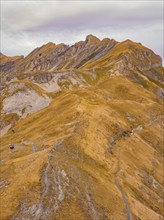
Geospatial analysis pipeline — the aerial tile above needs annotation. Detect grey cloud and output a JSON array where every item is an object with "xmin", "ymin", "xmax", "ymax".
[{"xmin": 1, "ymin": 0, "xmax": 163, "ymax": 60}]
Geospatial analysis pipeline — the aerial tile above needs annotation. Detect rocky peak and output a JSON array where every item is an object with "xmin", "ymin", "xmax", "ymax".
[
  {"xmin": 101, "ymin": 38, "xmax": 117, "ymax": 47},
  {"xmin": 85, "ymin": 34, "xmax": 101, "ymax": 44},
  {"xmin": 55, "ymin": 43, "xmax": 69, "ymax": 51},
  {"xmin": 101, "ymin": 38, "xmax": 111, "ymax": 44},
  {"xmin": 123, "ymin": 39, "xmax": 133, "ymax": 44},
  {"xmin": 1, "ymin": 35, "xmax": 163, "ymax": 79},
  {"xmin": 35, "ymin": 42, "xmax": 56, "ymax": 54}
]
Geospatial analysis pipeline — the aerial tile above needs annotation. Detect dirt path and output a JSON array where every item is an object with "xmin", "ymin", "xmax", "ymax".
[
  {"xmin": 114, "ymin": 150, "xmax": 133, "ymax": 220},
  {"xmin": 85, "ymin": 186, "xmax": 99, "ymax": 220},
  {"xmin": 113, "ymin": 116, "xmax": 161, "ymax": 220},
  {"xmin": 35, "ymin": 154, "xmax": 51, "ymax": 220},
  {"xmin": 32, "ymin": 143, "xmax": 37, "ymax": 153}
]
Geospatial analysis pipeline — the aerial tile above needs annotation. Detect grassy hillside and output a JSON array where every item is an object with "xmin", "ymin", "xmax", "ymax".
[{"xmin": 0, "ymin": 72, "xmax": 163, "ymax": 219}]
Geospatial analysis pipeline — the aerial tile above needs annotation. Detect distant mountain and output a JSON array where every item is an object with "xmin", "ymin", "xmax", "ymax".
[
  {"xmin": 1, "ymin": 35, "xmax": 162, "ymax": 73},
  {"xmin": 1, "ymin": 35, "xmax": 163, "ymax": 86},
  {"xmin": 0, "ymin": 35, "xmax": 164, "ymax": 220},
  {"xmin": 0, "ymin": 52, "xmax": 24, "ymax": 73}
]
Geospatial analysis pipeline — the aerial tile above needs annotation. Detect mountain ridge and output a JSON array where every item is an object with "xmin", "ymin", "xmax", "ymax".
[
  {"xmin": 0, "ymin": 34, "xmax": 164, "ymax": 220},
  {"xmin": 0, "ymin": 35, "xmax": 162, "ymax": 74}
]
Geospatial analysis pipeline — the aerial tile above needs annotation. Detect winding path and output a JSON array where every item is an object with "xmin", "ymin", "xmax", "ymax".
[
  {"xmin": 35, "ymin": 154, "xmax": 51, "ymax": 220},
  {"xmin": 113, "ymin": 115, "xmax": 162, "ymax": 220},
  {"xmin": 114, "ymin": 151, "xmax": 133, "ymax": 220}
]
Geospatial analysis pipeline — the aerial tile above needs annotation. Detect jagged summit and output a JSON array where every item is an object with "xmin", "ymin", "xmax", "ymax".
[
  {"xmin": 101, "ymin": 37, "xmax": 113, "ymax": 44},
  {"xmin": 85, "ymin": 34, "xmax": 101, "ymax": 44},
  {"xmin": 0, "ymin": 34, "xmax": 163, "ymax": 85}
]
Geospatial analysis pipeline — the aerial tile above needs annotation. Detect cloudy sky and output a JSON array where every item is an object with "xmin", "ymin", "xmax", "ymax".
[{"xmin": 1, "ymin": 0, "xmax": 163, "ymax": 59}]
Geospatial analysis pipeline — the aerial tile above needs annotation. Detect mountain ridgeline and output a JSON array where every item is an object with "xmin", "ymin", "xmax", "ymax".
[
  {"xmin": 0, "ymin": 35, "xmax": 164, "ymax": 220},
  {"xmin": 0, "ymin": 35, "xmax": 163, "ymax": 80}
]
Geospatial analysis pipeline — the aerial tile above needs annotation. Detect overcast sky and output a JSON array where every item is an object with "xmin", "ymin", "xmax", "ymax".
[{"xmin": 1, "ymin": 0, "xmax": 163, "ymax": 59}]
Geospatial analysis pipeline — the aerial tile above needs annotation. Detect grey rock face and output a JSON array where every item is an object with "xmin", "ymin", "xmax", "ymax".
[{"xmin": 2, "ymin": 89, "xmax": 51, "ymax": 118}]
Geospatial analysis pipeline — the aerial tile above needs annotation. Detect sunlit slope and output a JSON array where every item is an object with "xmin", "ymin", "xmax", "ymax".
[
  {"xmin": 79, "ymin": 40, "xmax": 162, "ymax": 70},
  {"xmin": 0, "ymin": 74, "xmax": 163, "ymax": 220}
]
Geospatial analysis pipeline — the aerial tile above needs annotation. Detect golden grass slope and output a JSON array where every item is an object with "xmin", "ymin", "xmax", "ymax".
[
  {"xmin": 0, "ymin": 73, "xmax": 163, "ymax": 220},
  {"xmin": 79, "ymin": 40, "xmax": 162, "ymax": 71}
]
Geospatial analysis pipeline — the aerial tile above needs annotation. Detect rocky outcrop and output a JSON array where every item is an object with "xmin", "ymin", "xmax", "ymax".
[
  {"xmin": 1, "ymin": 82, "xmax": 51, "ymax": 119},
  {"xmin": 33, "ymin": 72, "xmax": 53, "ymax": 84},
  {"xmin": 1, "ymin": 35, "xmax": 118, "ymax": 75},
  {"xmin": 109, "ymin": 42, "xmax": 162, "ymax": 76},
  {"xmin": 1, "ymin": 35, "xmax": 163, "ymax": 88},
  {"xmin": 2, "ymin": 89, "xmax": 51, "ymax": 118}
]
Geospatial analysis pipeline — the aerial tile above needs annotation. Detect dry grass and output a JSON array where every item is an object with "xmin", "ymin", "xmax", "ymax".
[{"xmin": 0, "ymin": 67, "xmax": 163, "ymax": 220}]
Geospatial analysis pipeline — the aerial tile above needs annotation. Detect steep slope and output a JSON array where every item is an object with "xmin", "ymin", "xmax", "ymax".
[
  {"xmin": 13, "ymin": 42, "xmax": 69, "ymax": 73},
  {"xmin": 0, "ymin": 35, "xmax": 164, "ymax": 220},
  {"xmin": 80, "ymin": 39, "xmax": 162, "ymax": 70},
  {"xmin": 1, "ymin": 75, "xmax": 163, "ymax": 220}
]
